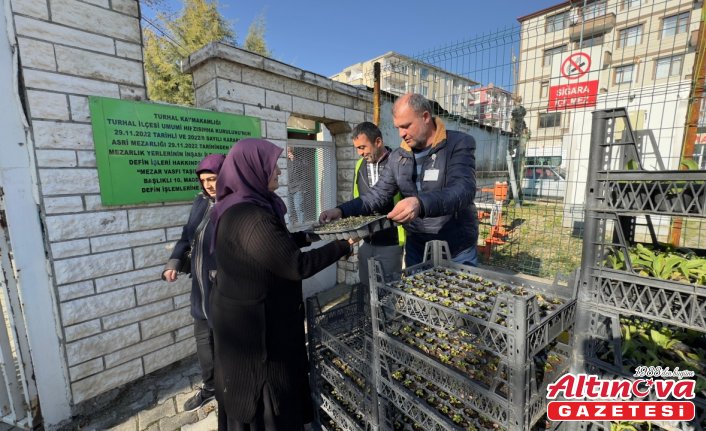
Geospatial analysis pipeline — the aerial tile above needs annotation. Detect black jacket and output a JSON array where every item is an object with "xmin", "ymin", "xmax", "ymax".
[
  {"xmin": 339, "ymin": 122, "xmax": 478, "ymax": 257},
  {"xmin": 164, "ymin": 194, "xmax": 216, "ymax": 321},
  {"xmin": 354, "ymin": 148, "xmax": 400, "ymax": 246},
  {"xmin": 211, "ymin": 202, "xmax": 351, "ymax": 423}
]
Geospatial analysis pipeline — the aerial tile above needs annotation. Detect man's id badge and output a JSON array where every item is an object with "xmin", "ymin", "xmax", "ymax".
[{"xmin": 424, "ymin": 169, "xmax": 440, "ymax": 181}]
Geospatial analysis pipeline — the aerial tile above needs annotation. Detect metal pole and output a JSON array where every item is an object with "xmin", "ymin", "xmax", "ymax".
[
  {"xmin": 373, "ymin": 62, "xmax": 381, "ymax": 126},
  {"xmin": 670, "ymin": 7, "xmax": 706, "ymax": 246}
]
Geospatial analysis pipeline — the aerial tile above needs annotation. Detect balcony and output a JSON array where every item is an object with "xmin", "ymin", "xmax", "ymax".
[{"xmin": 570, "ymin": 12, "xmax": 615, "ymax": 41}]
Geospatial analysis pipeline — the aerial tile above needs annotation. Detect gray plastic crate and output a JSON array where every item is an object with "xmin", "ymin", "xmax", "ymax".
[
  {"xmin": 307, "ymin": 286, "xmax": 378, "ymax": 431},
  {"xmin": 368, "ymin": 240, "xmax": 578, "ymax": 430},
  {"xmin": 309, "ymin": 215, "xmax": 395, "ymax": 241}
]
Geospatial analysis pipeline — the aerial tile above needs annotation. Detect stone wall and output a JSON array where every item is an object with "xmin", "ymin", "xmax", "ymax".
[
  {"xmin": 186, "ymin": 42, "xmax": 374, "ymax": 285},
  {"xmin": 10, "ymin": 0, "xmax": 199, "ymax": 408}
]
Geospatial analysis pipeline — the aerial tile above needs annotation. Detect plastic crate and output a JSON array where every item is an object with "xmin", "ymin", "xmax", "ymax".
[
  {"xmin": 369, "ymin": 241, "xmax": 578, "ymax": 430},
  {"xmin": 309, "ymin": 215, "xmax": 395, "ymax": 241},
  {"xmin": 307, "ymin": 286, "xmax": 378, "ymax": 431},
  {"xmin": 570, "ymin": 306, "xmax": 706, "ymax": 431}
]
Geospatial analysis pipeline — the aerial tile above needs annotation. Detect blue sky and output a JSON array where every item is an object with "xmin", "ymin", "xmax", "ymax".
[{"xmin": 142, "ymin": 0, "xmax": 562, "ymax": 78}]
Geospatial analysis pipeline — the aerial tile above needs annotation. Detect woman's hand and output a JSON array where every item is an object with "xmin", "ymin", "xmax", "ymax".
[{"xmin": 163, "ymin": 269, "xmax": 178, "ymax": 282}]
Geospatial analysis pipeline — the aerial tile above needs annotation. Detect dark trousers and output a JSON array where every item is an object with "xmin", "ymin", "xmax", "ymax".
[{"xmin": 194, "ymin": 318, "xmax": 215, "ymax": 391}]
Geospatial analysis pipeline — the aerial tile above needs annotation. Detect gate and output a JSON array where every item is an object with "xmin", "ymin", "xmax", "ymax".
[{"xmin": 0, "ymin": 191, "xmax": 40, "ymax": 429}]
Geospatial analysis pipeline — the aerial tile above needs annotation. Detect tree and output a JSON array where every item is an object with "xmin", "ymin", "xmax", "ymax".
[
  {"xmin": 243, "ymin": 14, "xmax": 271, "ymax": 57},
  {"xmin": 143, "ymin": 0, "xmax": 235, "ymax": 105}
]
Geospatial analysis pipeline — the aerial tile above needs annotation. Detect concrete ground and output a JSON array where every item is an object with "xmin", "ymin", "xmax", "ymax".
[{"xmin": 45, "ymin": 284, "xmax": 354, "ymax": 431}]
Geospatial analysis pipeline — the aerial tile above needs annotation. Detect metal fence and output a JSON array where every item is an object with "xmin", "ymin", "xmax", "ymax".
[{"xmin": 333, "ymin": 0, "xmax": 705, "ymax": 279}]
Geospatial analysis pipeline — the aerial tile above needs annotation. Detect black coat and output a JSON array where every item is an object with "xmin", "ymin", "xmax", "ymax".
[
  {"xmin": 164, "ymin": 194, "xmax": 216, "ymax": 321},
  {"xmin": 211, "ymin": 202, "xmax": 350, "ymax": 424}
]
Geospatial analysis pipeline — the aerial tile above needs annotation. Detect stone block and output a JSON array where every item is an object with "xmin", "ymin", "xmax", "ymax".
[
  {"xmin": 264, "ymin": 90, "xmax": 292, "ymax": 112},
  {"xmin": 143, "ymin": 338, "xmax": 195, "ymax": 374},
  {"xmin": 135, "ymin": 278, "xmax": 189, "ymax": 306},
  {"xmin": 132, "ymin": 243, "xmax": 170, "ymax": 269},
  {"xmin": 23, "ymin": 69, "xmax": 120, "ymax": 98},
  {"xmin": 61, "ymin": 286, "xmax": 135, "ymax": 326},
  {"xmin": 165, "ymin": 227, "xmax": 182, "ymax": 241},
  {"xmin": 36, "ymin": 149, "xmax": 76, "ymax": 168},
  {"xmin": 66, "ymin": 323, "xmax": 140, "ymax": 366},
  {"xmin": 68, "ymin": 358, "xmax": 103, "ymax": 381},
  {"xmin": 242, "ymin": 68, "xmax": 284, "ymax": 92},
  {"xmin": 55, "ymin": 45, "xmax": 143, "ymax": 85},
  {"xmin": 264, "ymin": 121, "xmax": 287, "ymax": 140},
  {"xmin": 173, "ymin": 293, "xmax": 192, "ymax": 311},
  {"xmin": 244, "ymin": 104, "xmax": 286, "ymax": 123},
  {"xmin": 77, "ymin": 151, "xmax": 96, "ymax": 167},
  {"xmin": 214, "ymin": 99, "xmax": 244, "ymax": 115},
  {"xmin": 57, "ymin": 280, "xmax": 95, "ymax": 302},
  {"xmin": 15, "ymin": 16, "xmax": 113, "ymax": 53},
  {"xmin": 104, "ymin": 333, "xmax": 173, "ymax": 368},
  {"xmin": 192, "ymin": 62, "xmax": 217, "ymax": 88},
  {"xmin": 140, "ymin": 307, "xmax": 192, "ymax": 340},
  {"xmin": 51, "ymin": 239, "xmax": 90, "ymax": 259},
  {"xmin": 54, "ymin": 249, "xmax": 133, "ymax": 285},
  {"xmin": 292, "ymin": 96, "xmax": 324, "ymax": 118},
  {"xmin": 159, "ymin": 411, "xmax": 199, "ymax": 431},
  {"xmin": 91, "ymin": 229, "xmax": 165, "ymax": 253},
  {"xmin": 26, "ymin": 90, "xmax": 69, "ymax": 120},
  {"xmin": 106, "ymin": 417, "xmax": 137, "ymax": 431},
  {"xmin": 17, "ymin": 37, "xmax": 56, "ymax": 70},
  {"xmin": 327, "ymin": 92, "xmax": 356, "ymax": 109},
  {"xmin": 44, "ymin": 196, "xmax": 84, "ymax": 214},
  {"xmin": 82, "ymin": 0, "xmax": 109, "ymax": 7},
  {"xmin": 40, "ymin": 168, "xmax": 99, "ymax": 195},
  {"xmin": 33, "ymin": 121, "xmax": 94, "ymax": 150},
  {"xmin": 217, "ymin": 80, "xmax": 265, "ymax": 106},
  {"xmin": 137, "ymin": 396, "xmax": 176, "ymax": 428},
  {"xmin": 345, "ymin": 108, "xmax": 365, "ymax": 124},
  {"xmin": 10, "ymin": 0, "xmax": 48, "ymax": 19},
  {"xmin": 262, "ymin": 58, "xmax": 302, "ymax": 81},
  {"xmin": 284, "ymin": 80, "xmax": 318, "ymax": 100},
  {"xmin": 174, "ymin": 326, "xmax": 192, "ymax": 342},
  {"xmin": 94, "ymin": 265, "xmax": 162, "ymax": 293},
  {"xmin": 68, "ymin": 95, "xmax": 90, "ymax": 122},
  {"xmin": 194, "ymin": 80, "xmax": 217, "ymax": 106},
  {"xmin": 128, "ymin": 206, "xmax": 190, "ymax": 230},
  {"xmin": 46, "ymin": 210, "xmax": 128, "ymax": 241},
  {"xmin": 65, "ymin": 319, "xmax": 102, "ymax": 342},
  {"xmin": 324, "ymin": 104, "xmax": 346, "ymax": 121},
  {"xmin": 71, "ymin": 359, "xmax": 143, "ymax": 403},
  {"xmin": 119, "ymin": 85, "xmax": 146, "ymax": 101},
  {"xmin": 111, "ymin": 0, "xmax": 139, "ymax": 16},
  {"xmin": 102, "ymin": 299, "xmax": 173, "ymax": 331},
  {"xmin": 84, "ymin": 195, "xmax": 163, "ymax": 212},
  {"xmin": 301, "ymin": 71, "xmax": 333, "ymax": 90},
  {"xmin": 213, "ymin": 59, "xmax": 242, "ymax": 82},
  {"xmin": 317, "ymin": 88, "xmax": 328, "ymax": 103},
  {"xmin": 51, "ymin": 0, "xmax": 141, "ymax": 43}
]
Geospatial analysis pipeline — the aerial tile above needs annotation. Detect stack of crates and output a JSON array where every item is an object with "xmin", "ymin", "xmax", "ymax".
[
  {"xmin": 368, "ymin": 241, "xmax": 578, "ymax": 430},
  {"xmin": 573, "ymin": 108, "xmax": 706, "ymax": 431},
  {"xmin": 306, "ymin": 285, "xmax": 378, "ymax": 431}
]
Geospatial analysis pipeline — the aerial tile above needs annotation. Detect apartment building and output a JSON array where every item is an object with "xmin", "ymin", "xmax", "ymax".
[
  {"xmin": 331, "ymin": 51, "xmax": 478, "ymax": 117},
  {"xmin": 468, "ymin": 84, "xmax": 515, "ymax": 133},
  {"xmin": 517, "ymin": 0, "xmax": 702, "ymax": 205}
]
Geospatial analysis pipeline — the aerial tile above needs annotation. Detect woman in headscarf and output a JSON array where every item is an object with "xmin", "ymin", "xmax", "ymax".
[
  {"xmin": 162, "ymin": 153, "xmax": 225, "ymax": 412},
  {"xmin": 210, "ymin": 138, "xmax": 355, "ymax": 430}
]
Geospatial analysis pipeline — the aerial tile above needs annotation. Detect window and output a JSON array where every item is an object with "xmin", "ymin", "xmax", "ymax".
[
  {"xmin": 655, "ymin": 55, "xmax": 683, "ymax": 79},
  {"xmin": 619, "ymin": 25, "xmax": 642, "ymax": 47},
  {"xmin": 662, "ymin": 12, "xmax": 689, "ymax": 38},
  {"xmin": 546, "ymin": 11, "xmax": 569, "ymax": 32},
  {"xmin": 540, "ymin": 81, "xmax": 549, "ymax": 98},
  {"xmin": 539, "ymin": 112, "xmax": 561, "ymax": 128},
  {"xmin": 421, "ymin": 85, "xmax": 428, "ymax": 97},
  {"xmin": 412, "ymin": 65, "xmax": 417, "ymax": 76},
  {"xmin": 624, "ymin": 0, "xmax": 640, "ymax": 8},
  {"xmin": 576, "ymin": 34, "xmax": 604, "ymax": 49},
  {"xmin": 543, "ymin": 45, "xmax": 567, "ymax": 68},
  {"xmin": 420, "ymin": 68, "xmax": 429, "ymax": 80},
  {"xmin": 583, "ymin": 0, "xmax": 607, "ymax": 20},
  {"xmin": 614, "ymin": 64, "xmax": 635, "ymax": 84}
]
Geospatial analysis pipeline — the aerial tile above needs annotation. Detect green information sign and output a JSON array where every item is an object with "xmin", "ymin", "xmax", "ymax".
[{"xmin": 89, "ymin": 96, "xmax": 261, "ymax": 205}]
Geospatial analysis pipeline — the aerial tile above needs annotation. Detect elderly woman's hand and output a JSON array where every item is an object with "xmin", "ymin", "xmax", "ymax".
[{"xmin": 162, "ymin": 269, "xmax": 178, "ymax": 282}]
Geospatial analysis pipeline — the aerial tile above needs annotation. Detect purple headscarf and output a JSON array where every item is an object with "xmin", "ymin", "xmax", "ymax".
[
  {"xmin": 195, "ymin": 153, "xmax": 226, "ymax": 197},
  {"xmin": 212, "ymin": 138, "xmax": 287, "ymax": 234}
]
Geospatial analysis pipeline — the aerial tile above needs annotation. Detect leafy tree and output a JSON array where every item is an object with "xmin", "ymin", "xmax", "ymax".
[
  {"xmin": 243, "ymin": 14, "xmax": 271, "ymax": 57},
  {"xmin": 143, "ymin": 0, "xmax": 235, "ymax": 105}
]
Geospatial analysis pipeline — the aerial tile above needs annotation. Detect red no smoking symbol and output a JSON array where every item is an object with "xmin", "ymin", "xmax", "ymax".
[{"xmin": 561, "ymin": 52, "xmax": 591, "ymax": 80}]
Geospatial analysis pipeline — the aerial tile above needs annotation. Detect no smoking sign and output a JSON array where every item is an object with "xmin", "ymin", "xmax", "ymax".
[{"xmin": 561, "ymin": 52, "xmax": 591, "ymax": 80}]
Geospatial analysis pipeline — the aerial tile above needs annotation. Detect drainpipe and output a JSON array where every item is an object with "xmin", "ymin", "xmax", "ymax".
[
  {"xmin": 373, "ymin": 62, "xmax": 381, "ymax": 126},
  {"xmin": 670, "ymin": 6, "xmax": 706, "ymax": 246}
]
